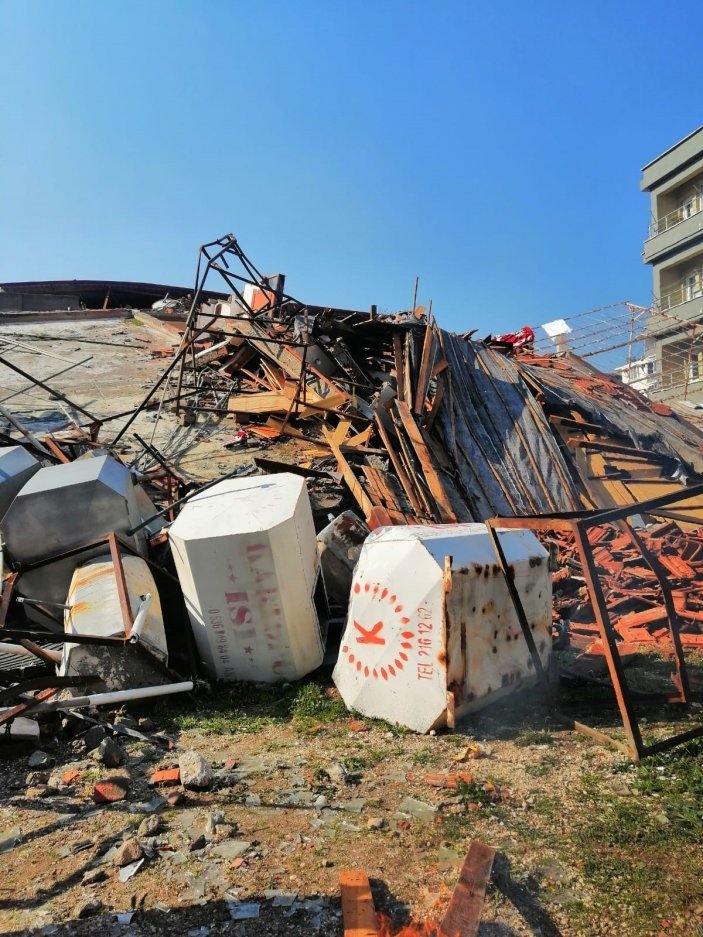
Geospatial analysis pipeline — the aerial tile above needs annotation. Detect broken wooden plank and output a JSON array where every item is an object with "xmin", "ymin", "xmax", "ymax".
[
  {"xmin": 227, "ymin": 316, "xmax": 348, "ymax": 402},
  {"xmin": 373, "ymin": 411, "xmax": 427, "ymax": 517},
  {"xmin": 260, "ymin": 359, "xmax": 286, "ymax": 390},
  {"xmin": 339, "ymin": 870, "xmax": 378, "ymax": 937},
  {"xmin": 395, "ymin": 400, "xmax": 457, "ymax": 523},
  {"xmin": 330, "ymin": 418, "xmax": 353, "ymax": 447},
  {"xmin": 413, "ymin": 324, "xmax": 436, "ymax": 416},
  {"xmin": 253, "ymin": 457, "xmax": 338, "ymax": 480},
  {"xmin": 392, "ymin": 333, "xmax": 405, "ymax": 403},
  {"xmin": 267, "ymin": 418, "xmax": 385, "ymax": 455},
  {"xmin": 246, "ymin": 425, "xmax": 282, "ymax": 439},
  {"xmin": 346, "ymin": 425, "xmax": 374, "ymax": 448},
  {"xmin": 323, "ymin": 427, "xmax": 375, "ymax": 520},
  {"xmin": 227, "ymin": 391, "xmax": 294, "ymax": 415},
  {"xmin": 440, "ymin": 840, "xmax": 496, "ymax": 937},
  {"xmin": 363, "ymin": 466, "xmax": 415, "ymax": 524}
]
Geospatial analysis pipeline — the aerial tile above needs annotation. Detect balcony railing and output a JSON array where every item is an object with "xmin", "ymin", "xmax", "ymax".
[
  {"xmin": 658, "ymin": 277, "xmax": 703, "ymax": 312},
  {"xmin": 648, "ymin": 195, "xmax": 703, "ymax": 239}
]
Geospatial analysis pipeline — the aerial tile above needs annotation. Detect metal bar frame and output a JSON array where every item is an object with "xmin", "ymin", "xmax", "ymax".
[{"xmin": 487, "ymin": 481, "xmax": 703, "ymax": 760}]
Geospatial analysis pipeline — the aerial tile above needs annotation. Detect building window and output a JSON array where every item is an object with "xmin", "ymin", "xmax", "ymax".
[{"xmin": 684, "ymin": 272, "xmax": 703, "ymax": 302}]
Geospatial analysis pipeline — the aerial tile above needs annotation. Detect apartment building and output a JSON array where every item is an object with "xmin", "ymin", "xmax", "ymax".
[{"xmin": 641, "ymin": 126, "xmax": 703, "ymax": 402}]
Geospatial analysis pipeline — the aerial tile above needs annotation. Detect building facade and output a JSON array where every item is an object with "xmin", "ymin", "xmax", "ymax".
[{"xmin": 641, "ymin": 126, "xmax": 703, "ymax": 402}]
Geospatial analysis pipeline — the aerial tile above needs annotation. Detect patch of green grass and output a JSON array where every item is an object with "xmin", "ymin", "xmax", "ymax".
[
  {"xmin": 531, "ymin": 796, "xmax": 560, "ymax": 819},
  {"xmin": 290, "ymin": 683, "xmax": 347, "ymax": 727},
  {"xmin": 570, "ymin": 743, "xmax": 703, "ymax": 933},
  {"xmin": 341, "ymin": 747, "xmax": 386, "ymax": 772},
  {"xmin": 364, "ymin": 717, "xmax": 409, "ymax": 737},
  {"xmin": 577, "ymin": 841, "xmax": 703, "ymax": 933},
  {"xmin": 156, "ymin": 681, "xmax": 298, "ymax": 735},
  {"xmin": 524, "ymin": 753, "xmax": 559, "ymax": 777},
  {"xmin": 515, "ymin": 729, "xmax": 554, "ymax": 747},
  {"xmin": 411, "ymin": 749, "xmax": 435, "ymax": 766},
  {"xmin": 455, "ymin": 778, "xmax": 499, "ymax": 809},
  {"xmin": 156, "ymin": 680, "xmax": 353, "ymax": 737}
]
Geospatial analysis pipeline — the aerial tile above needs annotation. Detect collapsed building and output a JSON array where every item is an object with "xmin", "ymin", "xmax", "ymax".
[{"xmin": 1, "ymin": 234, "xmax": 703, "ymax": 760}]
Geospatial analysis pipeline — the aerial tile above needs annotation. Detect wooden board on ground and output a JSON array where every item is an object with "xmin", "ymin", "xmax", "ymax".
[
  {"xmin": 339, "ymin": 870, "xmax": 378, "ymax": 937},
  {"xmin": 440, "ymin": 840, "xmax": 496, "ymax": 937}
]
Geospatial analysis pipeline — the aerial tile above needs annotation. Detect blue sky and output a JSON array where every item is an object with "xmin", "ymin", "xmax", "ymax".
[{"xmin": 1, "ymin": 1, "xmax": 702, "ymax": 333}]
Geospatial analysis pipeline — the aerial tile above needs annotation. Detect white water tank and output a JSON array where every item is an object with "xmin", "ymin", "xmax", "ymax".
[
  {"xmin": 333, "ymin": 523, "xmax": 552, "ymax": 733},
  {"xmin": 169, "ymin": 473, "xmax": 326, "ymax": 683}
]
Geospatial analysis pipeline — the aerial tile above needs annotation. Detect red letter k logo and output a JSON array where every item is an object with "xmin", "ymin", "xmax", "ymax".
[{"xmin": 354, "ymin": 621, "xmax": 386, "ymax": 645}]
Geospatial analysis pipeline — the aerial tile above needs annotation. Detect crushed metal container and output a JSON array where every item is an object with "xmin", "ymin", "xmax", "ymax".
[
  {"xmin": 59, "ymin": 553, "xmax": 169, "ymax": 692},
  {"xmin": 0, "ymin": 446, "xmax": 41, "ymax": 521},
  {"xmin": 2, "ymin": 455, "xmax": 145, "ymax": 628},
  {"xmin": 317, "ymin": 510, "xmax": 369, "ymax": 606},
  {"xmin": 2, "ymin": 455, "xmax": 144, "ymax": 565},
  {"xmin": 333, "ymin": 523, "xmax": 551, "ymax": 733},
  {"xmin": 169, "ymin": 472, "xmax": 326, "ymax": 683}
]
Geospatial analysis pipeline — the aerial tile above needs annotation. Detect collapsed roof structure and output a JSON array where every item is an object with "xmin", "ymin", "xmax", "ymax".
[{"xmin": 2, "ymin": 232, "xmax": 703, "ymax": 760}]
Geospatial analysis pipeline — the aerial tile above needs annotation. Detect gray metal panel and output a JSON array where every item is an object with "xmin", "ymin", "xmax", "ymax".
[
  {"xmin": 0, "ymin": 446, "xmax": 41, "ymax": 520},
  {"xmin": 18, "ymin": 454, "xmax": 126, "ymax": 495},
  {"xmin": 2, "ymin": 455, "xmax": 140, "ymax": 565}
]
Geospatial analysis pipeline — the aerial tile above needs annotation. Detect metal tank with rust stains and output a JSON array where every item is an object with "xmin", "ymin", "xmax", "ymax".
[
  {"xmin": 59, "ymin": 554, "xmax": 169, "ymax": 692},
  {"xmin": 332, "ymin": 523, "xmax": 552, "ymax": 733}
]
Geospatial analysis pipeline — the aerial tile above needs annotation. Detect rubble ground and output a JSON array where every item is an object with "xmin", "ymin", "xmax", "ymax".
[
  {"xmin": 0, "ymin": 317, "xmax": 277, "ymax": 483},
  {"xmin": 3, "ymin": 307, "xmax": 703, "ymax": 937},
  {"xmin": 0, "ymin": 664, "xmax": 701, "ymax": 937}
]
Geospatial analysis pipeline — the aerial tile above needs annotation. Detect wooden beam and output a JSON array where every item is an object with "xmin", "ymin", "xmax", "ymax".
[
  {"xmin": 413, "ymin": 324, "xmax": 436, "ymax": 415},
  {"xmin": 395, "ymin": 401, "xmax": 457, "ymax": 523},
  {"xmin": 373, "ymin": 412, "xmax": 426, "ymax": 517},
  {"xmin": 393, "ymin": 333, "xmax": 405, "ymax": 403},
  {"xmin": 339, "ymin": 870, "xmax": 378, "ymax": 937},
  {"xmin": 330, "ymin": 418, "xmax": 353, "ymax": 447},
  {"xmin": 323, "ymin": 427, "xmax": 375, "ymax": 520},
  {"xmin": 440, "ymin": 841, "xmax": 496, "ymax": 937}
]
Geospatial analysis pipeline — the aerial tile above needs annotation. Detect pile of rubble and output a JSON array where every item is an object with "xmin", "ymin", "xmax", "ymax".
[
  {"xmin": 1, "ymin": 234, "xmax": 703, "ymax": 761},
  {"xmin": 555, "ymin": 521, "xmax": 703, "ymax": 649}
]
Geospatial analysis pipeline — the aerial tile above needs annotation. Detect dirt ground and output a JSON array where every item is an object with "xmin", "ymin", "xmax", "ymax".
[
  {"xmin": 0, "ymin": 672, "xmax": 701, "ymax": 937},
  {"xmin": 1, "ymin": 316, "xmax": 702, "ymax": 937}
]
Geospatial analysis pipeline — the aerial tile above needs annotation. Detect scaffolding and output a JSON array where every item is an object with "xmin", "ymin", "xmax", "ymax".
[{"xmin": 534, "ymin": 300, "xmax": 703, "ymax": 402}]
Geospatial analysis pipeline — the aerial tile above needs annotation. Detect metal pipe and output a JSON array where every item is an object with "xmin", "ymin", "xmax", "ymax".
[
  {"xmin": 0, "ymin": 356, "xmax": 100, "ymax": 424},
  {"xmin": 0, "ymin": 642, "xmax": 61, "ymax": 663},
  {"xmin": 0, "ymin": 403, "xmax": 53, "ymax": 457},
  {"xmin": 28, "ymin": 680, "xmax": 194, "ymax": 712},
  {"xmin": 16, "ymin": 597, "xmax": 73, "ymax": 611},
  {"xmin": 125, "ymin": 463, "xmax": 252, "ymax": 536},
  {"xmin": 128, "ymin": 594, "xmax": 152, "ymax": 643}
]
